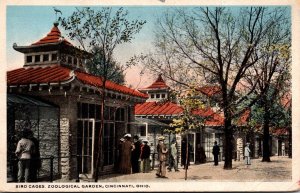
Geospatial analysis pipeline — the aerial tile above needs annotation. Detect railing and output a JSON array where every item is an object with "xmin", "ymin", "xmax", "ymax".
[
  {"xmin": 8, "ymin": 155, "xmax": 70, "ymax": 182},
  {"xmin": 9, "ymin": 153, "xmax": 160, "ymax": 183}
]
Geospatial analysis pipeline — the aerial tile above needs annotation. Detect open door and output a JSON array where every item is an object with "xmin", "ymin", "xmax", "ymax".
[{"xmin": 77, "ymin": 119, "xmax": 95, "ymax": 177}]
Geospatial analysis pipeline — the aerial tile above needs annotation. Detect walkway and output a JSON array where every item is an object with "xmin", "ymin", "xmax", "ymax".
[{"xmin": 79, "ymin": 156, "xmax": 291, "ymax": 182}]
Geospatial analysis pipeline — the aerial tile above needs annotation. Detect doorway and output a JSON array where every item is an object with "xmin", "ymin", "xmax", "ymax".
[
  {"xmin": 188, "ymin": 133, "xmax": 196, "ymax": 164},
  {"xmin": 103, "ymin": 122, "xmax": 116, "ymax": 170},
  {"xmin": 77, "ymin": 119, "xmax": 95, "ymax": 177}
]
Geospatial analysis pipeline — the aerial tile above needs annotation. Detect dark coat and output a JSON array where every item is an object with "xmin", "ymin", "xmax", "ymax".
[
  {"xmin": 140, "ymin": 144, "xmax": 150, "ymax": 159},
  {"xmin": 131, "ymin": 141, "xmax": 141, "ymax": 161},
  {"xmin": 213, "ymin": 145, "xmax": 220, "ymax": 156},
  {"xmin": 131, "ymin": 140, "xmax": 141, "ymax": 173}
]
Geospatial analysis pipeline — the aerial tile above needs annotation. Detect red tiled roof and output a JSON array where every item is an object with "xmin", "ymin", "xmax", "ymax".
[
  {"xmin": 197, "ymin": 86, "xmax": 221, "ymax": 97},
  {"xmin": 135, "ymin": 102, "xmax": 183, "ymax": 115},
  {"xmin": 7, "ymin": 65, "xmax": 147, "ymax": 98},
  {"xmin": 192, "ymin": 108, "xmax": 224, "ymax": 126},
  {"xmin": 75, "ymin": 71, "xmax": 147, "ymax": 98},
  {"xmin": 31, "ymin": 24, "xmax": 73, "ymax": 46},
  {"xmin": 145, "ymin": 74, "xmax": 169, "ymax": 89},
  {"xmin": 134, "ymin": 102, "xmax": 224, "ymax": 126},
  {"xmin": 271, "ymin": 127, "xmax": 290, "ymax": 136},
  {"xmin": 7, "ymin": 65, "xmax": 70, "ymax": 85}
]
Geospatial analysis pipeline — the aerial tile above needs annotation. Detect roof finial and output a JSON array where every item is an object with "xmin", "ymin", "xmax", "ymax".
[
  {"xmin": 157, "ymin": 74, "xmax": 163, "ymax": 82},
  {"xmin": 53, "ymin": 7, "xmax": 62, "ymax": 26}
]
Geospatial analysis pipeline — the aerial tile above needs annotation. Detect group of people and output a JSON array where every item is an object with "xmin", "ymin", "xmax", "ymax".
[
  {"xmin": 212, "ymin": 141, "xmax": 252, "ymax": 166},
  {"xmin": 15, "ymin": 129, "xmax": 252, "ymax": 182},
  {"xmin": 118, "ymin": 134, "xmax": 151, "ymax": 174},
  {"xmin": 156, "ymin": 137, "xmax": 193, "ymax": 178},
  {"xmin": 15, "ymin": 129, "xmax": 41, "ymax": 182}
]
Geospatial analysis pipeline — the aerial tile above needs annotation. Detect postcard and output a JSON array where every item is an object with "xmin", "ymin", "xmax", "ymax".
[{"xmin": 0, "ymin": 0, "xmax": 299, "ymax": 192}]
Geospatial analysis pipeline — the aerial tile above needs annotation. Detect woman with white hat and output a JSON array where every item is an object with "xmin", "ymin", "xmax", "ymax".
[{"xmin": 120, "ymin": 134, "xmax": 132, "ymax": 174}]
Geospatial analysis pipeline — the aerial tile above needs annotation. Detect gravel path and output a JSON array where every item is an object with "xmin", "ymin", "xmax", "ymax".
[{"xmin": 89, "ymin": 156, "xmax": 292, "ymax": 182}]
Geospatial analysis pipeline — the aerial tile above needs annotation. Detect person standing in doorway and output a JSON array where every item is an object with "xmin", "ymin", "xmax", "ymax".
[
  {"xmin": 212, "ymin": 141, "xmax": 220, "ymax": 166},
  {"xmin": 131, "ymin": 135, "xmax": 141, "ymax": 173},
  {"xmin": 156, "ymin": 136, "xmax": 168, "ymax": 178},
  {"xmin": 15, "ymin": 129, "xmax": 35, "ymax": 182},
  {"xmin": 244, "ymin": 142, "xmax": 251, "ymax": 165},
  {"xmin": 168, "ymin": 139, "xmax": 179, "ymax": 172}
]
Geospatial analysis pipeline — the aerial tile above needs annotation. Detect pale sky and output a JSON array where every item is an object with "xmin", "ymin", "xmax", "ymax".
[
  {"xmin": 7, "ymin": 6, "xmax": 290, "ymax": 90},
  {"xmin": 6, "ymin": 6, "xmax": 179, "ymax": 89}
]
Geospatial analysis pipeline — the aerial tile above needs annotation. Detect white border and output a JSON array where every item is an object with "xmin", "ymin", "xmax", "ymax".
[{"xmin": 1, "ymin": 0, "xmax": 299, "ymax": 192}]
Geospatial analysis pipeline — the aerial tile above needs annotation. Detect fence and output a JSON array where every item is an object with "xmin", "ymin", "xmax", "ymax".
[
  {"xmin": 8, "ymin": 153, "xmax": 161, "ymax": 183},
  {"xmin": 8, "ymin": 156, "xmax": 66, "ymax": 182}
]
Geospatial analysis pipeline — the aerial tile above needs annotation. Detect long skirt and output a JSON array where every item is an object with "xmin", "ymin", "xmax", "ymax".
[{"xmin": 140, "ymin": 158, "xmax": 150, "ymax": 173}]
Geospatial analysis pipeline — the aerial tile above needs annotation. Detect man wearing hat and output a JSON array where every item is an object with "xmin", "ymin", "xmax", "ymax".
[
  {"xmin": 156, "ymin": 136, "xmax": 168, "ymax": 178},
  {"xmin": 140, "ymin": 139, "xmax": 151, "ymax": 173},
  {"xmin": 168, "ymin": 139, "xmax": 179, "ymax": 172},
  {"xmin": 244, "ymin": 142, "xmax": 251, "ymax": 165}
]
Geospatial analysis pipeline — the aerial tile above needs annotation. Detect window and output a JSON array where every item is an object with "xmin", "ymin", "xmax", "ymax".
[
  {"xmin": 52, "ymin": 53, "xmax": 57, "ymax": 61},
  {"xmin": 89, "ymin": 104, "xmax": 95, "ymax": 118},
  {"xmin": 127, "ymin": 107, "xmax": 132, "ymax": 122},
  {"xmin": 116, "ymin": 108, "xmax": 125, "ymax": 121},
  {"xmin": 140, "ymin": 125, "xmax": 146, "ymax": 136},
  {"xmin": 74, "ymin": 58, "xmax": 78, "ymax": 65},
  {"xmin": 150, "ymin": 94, "xmax": 154, "ymax": 98},
  {"xmin": 103, "ymin": 123, "xmax": 115, "ymax": 166},
  {"xmin": 162, "ymin": 94, "xmax": 166, "ymax": 98},
  {"xmin": 78, "ymin": 102, "xmax": 101, "ymax": 121},
  {"xmin": 156, "ymin": 94, "xmax": 160, "ymax": 98},
  {"xmin": 43, "ymin": 54, "xmax": 49, "ymax": 62},
  {"xmin": 78, "ymin": 59, "xmax": 83, "ymax": 66},
  {"xmin": 26, "ymin": 56, "xmax": 32, "ymax": 63},
  {"xmin": 77, "ymin": 103, "xmax": 82, "ymax": 118},
  {"xmin": 82, "ymin": 103, "xmax": 89, "ymax": 118},
  {"xmin": 95, "ymin": 105, "xmax": 101, "ymax": 120},
  {"xmin": 68, "ymin": 56, "xmax": 73, "ymax": 64},
  {"xmin": 61, "ymin": 55, "xmax": 66, "ymax": 63},
  {"xmin": 104, "ymin": 106, "xmax": 111, "ymax": 120},
  {"xmin": 35, "ymin": 55, "xmax": 41, "ymax": 62},
  {"xmin": 109, "ymin": 107, "xmax": 115, "ymax": 120}
]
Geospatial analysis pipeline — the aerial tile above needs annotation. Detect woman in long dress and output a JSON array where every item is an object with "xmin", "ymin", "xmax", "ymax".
[{"xmin": 120, "ymin": 134, "xmax": 132, "ymax": 174}]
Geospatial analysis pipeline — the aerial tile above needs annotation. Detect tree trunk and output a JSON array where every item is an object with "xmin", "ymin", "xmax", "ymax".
[
  {"xmin": 262, "ymin": 97, "xmax": 271, "ymax": 162},
  {"xmin": 223, "ymin": 113, "xmax": 233, "ymax": 169},
  {"xmin": 185, "ymin": 136, "xmax": 188, "ymax": 180},
  {"xmin": 94, "ymin": 88, "xmax": 106, "ymax": 181},
  {"xmin": 288, "ymin": 127, "xmax": 292, "ymax": 158}
]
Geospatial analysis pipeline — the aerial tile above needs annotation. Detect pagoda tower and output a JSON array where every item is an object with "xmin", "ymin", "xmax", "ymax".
[
  {"xmin": 13, "ymin": 22, "xmax": 90, "ymax": 71},
  {"xmin": 138, "ymin": 74, "xmax": 170, "ymax": 102}
]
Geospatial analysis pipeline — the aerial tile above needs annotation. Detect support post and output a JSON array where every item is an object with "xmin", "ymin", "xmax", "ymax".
[{"xmin": 50, "ymin": 156, "xmax": 54, "ymax": 182}]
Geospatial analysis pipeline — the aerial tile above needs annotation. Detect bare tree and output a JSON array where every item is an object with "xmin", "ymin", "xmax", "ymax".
[
  {"xmin": 60, "ymin": 7, "xmax": 146, "ymax": 181},
  {"xmin": 138, "ymin": 7, "xmax": 290, "ymax": 169},
  {"xmin": 244, "ymin": 40, "xmax": 291, "ymax": 161}
]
